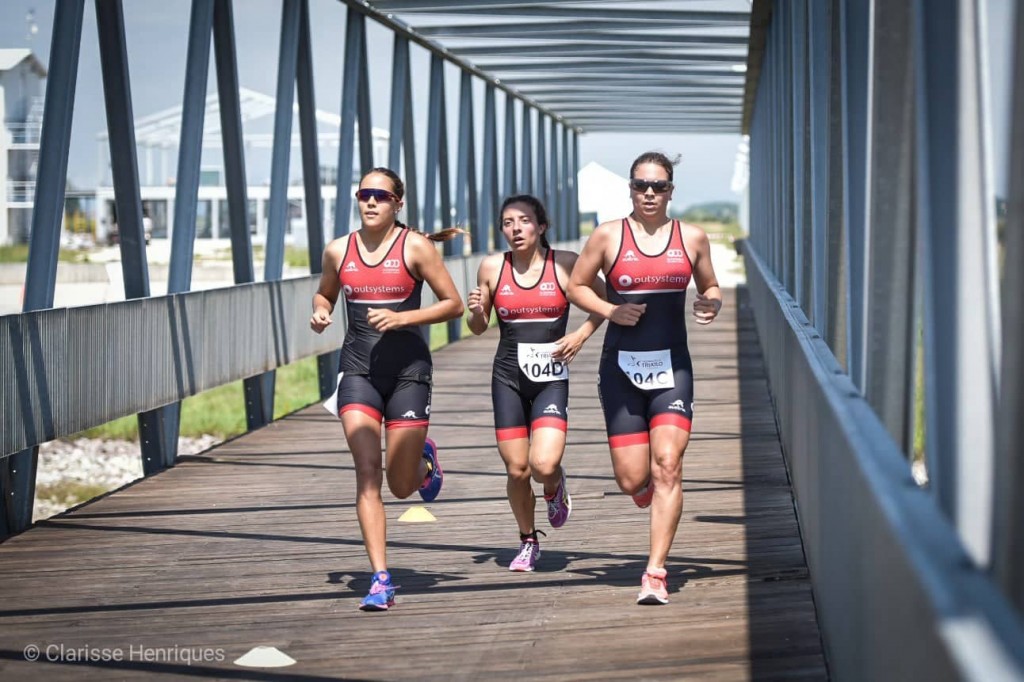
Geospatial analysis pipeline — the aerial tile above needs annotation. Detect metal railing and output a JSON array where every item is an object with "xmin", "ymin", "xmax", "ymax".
[{"xmin": 743, "ymin": 0, "xmax": 1024, "ymax": 677}]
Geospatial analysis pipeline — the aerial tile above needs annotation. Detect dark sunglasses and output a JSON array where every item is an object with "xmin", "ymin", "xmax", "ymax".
[
  {"xmin": 629, "ymin": 179, "xmax": 673, "ymax": 194},
  {"xmin": 355, "ymin": 188, "xmax": 399, "ymax": 203}
]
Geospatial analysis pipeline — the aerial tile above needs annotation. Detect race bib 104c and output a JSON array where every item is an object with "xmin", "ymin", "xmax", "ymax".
[
  {"xmin": 617, "ymin": 349, "xmax": 674, "ymax": 390},
  {"xmin": 518, "ymin": 342, "xmax": 568, "ymax": 382}
]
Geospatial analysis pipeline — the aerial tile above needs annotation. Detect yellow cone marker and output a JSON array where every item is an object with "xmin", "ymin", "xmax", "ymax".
[
  {"xmin": 233, "ymin": 646, "xmax": 296, "ymax": 668},
  {"xmin": 398, "ymin": 506, "xmax": 436, "ymax": 523}
]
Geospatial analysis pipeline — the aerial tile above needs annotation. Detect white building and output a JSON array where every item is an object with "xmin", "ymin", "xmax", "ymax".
[
  {"xmin": 577, "ymin": 161, "xmax": 632, "ymax": 227},
  {"xmin": 93, "ymin": 87, "xmax": 390, "ymax": 247},
  {"xmin": 0, "ymin": 49, "xmax": 46, "ymax": 246}
]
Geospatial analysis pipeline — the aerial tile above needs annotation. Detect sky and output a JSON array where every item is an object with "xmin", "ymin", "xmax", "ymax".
[{"xmin": 0, "ymin": 0, "xmax": 1015, "ymax": 212}]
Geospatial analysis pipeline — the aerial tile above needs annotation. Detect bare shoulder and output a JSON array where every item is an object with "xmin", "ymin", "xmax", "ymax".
[
  {"xmin": 323, "ymin": 236, "xmax": 349, "ymax": 268},
  {"xmin": 479, "ymin": 252, "xmax": 504, "ymax": 277},
  {"xmin": 403, "ymin": 229, "xmax": 440, "ymax": 259}
]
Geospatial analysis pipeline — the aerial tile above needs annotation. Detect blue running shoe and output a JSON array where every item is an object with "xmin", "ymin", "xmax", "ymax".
[
  {"xmin": 418, "ymin": 438, "xmax": 443, "ymax": 502},
  {"xmin": 359, "ymin": 571, "xmax": 396, "ymax": 611}
]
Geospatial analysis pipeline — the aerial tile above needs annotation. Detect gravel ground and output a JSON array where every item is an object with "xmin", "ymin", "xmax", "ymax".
[{"xmin": 34, "ymin": 436, "xmax": 221, "ymax": 522}]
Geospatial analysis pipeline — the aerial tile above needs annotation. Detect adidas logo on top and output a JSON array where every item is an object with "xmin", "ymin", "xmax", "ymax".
[
  {"xmin": 668, "ymin": 400, "xmax": 687, "ymax": 412},
  {"xmin": 500, "ymin": 284, "xmax": 514, "ymax": 295},
  {"xmin": 622, "ymin": 249, "xmax": 640, "ymax": 262},
  {"xmin": 344, "ymin": 261, "xmax": 359, "ymax": 272},
  {"xmin": 402, "ymin": 410, "xmax": 418, "ymax": 418},
  {"xmin": 543, "ymin": 404, "xmax": 561, "ymax": 415}
]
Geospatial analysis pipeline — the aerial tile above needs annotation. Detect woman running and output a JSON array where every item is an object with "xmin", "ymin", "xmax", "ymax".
[
  {"xmin": 467, "ymin": 194, "xmax": 604, "ymax": 572},
  {"xmin": 311, "ymin": 167, "xmax": 464, "ymax": 610},
  {"xmin": 567, "ymin": 152, "xmax": 722, "ymax": 605}
]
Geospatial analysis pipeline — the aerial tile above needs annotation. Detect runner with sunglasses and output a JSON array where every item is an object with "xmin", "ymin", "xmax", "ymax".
[
  {"xmin": 567, "ymin": 151, "xmax": 722, "ymax": 605},
  {"xmin": 466, "ymin": 195, "xmax": 604, "ymax": 572},
  {"xmin": 311, "ymin": 167, "xmax": 464, "ymax": 611}
]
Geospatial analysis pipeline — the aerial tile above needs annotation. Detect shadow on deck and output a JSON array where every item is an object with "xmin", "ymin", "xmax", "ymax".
[{"xmin": 0, "ymin": 287, "xmax": 827, "ymax": 680}]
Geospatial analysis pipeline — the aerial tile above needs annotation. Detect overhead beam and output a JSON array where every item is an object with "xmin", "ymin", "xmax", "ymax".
[
  {"xmin": 417, "ymin": 25, "xmax": 748, "ymax": 45},
  {"xmin": 380, "ymin": 3, "xmax": 748, "ymax": 25}
]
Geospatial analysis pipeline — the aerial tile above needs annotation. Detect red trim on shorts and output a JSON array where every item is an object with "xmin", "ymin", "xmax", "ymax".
[
  {"xmin": 651, "ymin": 413, "xmax": 692, "ymax": 432},
  {"xmin": 531, "ymin": 416, "xmax": 567, "ymax": 432},
  {"xmin": 496, "ymin": 426, "xmax": 529, "ymax": 442},
  {"xmin": 385, "ymin": 418, "xmax": 429, "ymax": 430},
  {"xmin": 340, "ymin": 404, "xmax": 383, "ymax": 422},
  {"xmin": 609, "ymin": 431, "xmax": 650, "ymax": 448}
]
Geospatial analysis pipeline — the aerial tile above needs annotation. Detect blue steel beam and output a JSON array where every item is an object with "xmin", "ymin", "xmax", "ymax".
[
  {"xmin": 4, "ymin": 0, "xmax": 85, "ymax": 539},
  {"xmin": 294, "ymin": 0, "xmax": 336, "ymax": 399},
  {"xmin": 808, "ymin": 0, "xmax": 831, "ymax": 336},
  {"xmin": 840, "ymin": 0, "xmax": 870, "ymax": 393},
  {"xmin": 520, "ymin": 107, "xmax": 533, "ymax": 194},
  {"xmin": 549, "ymin": 117, "xmax": 559, "ymax": 242},
  {"xmin": 504, "ymin": 94, "xmax": 517, "ymax": 199},
  {"xmin": 388, "ymin": 37, "xmax": 410, "ymax": 172},
  {"xmin": 96, "ymin": 0, "xmax": 176, "ymax": 476},
  {"xmin": 253, "ymin": 0, "xmax": 301, "ymax": 429},
  {"xmin": 153, "ymin": 0, "xmax": 215, "ymax": 475},
  {"xmin": 482, "ymin": 84, "xmax": 498, "ymax": 250},
  {"xmin": 993, "ymin": 0, "xmax": 1024, "ymax": 611},
  {"xmin": 536, "ymin": 115, "xmax": 547, "ymax": 214},
  {"xmin": 402, "ymin": 52, "xmax": 419, "ymax": 230},
  {"xmin": 916, "ymin": 0, "xmax": 1001, "ymax": 566},
  {"xmin": 560, "ymin": 124, "xmax": 570, "ymax": 243},
  {"xmin": 335, "ymin": 8, "xmax": 364, "ymax": 237},
  {"xmin": 455, "ymin": 71, "xmax": 479, "ymax": 254},
  {"xmin": 571, "ymin": 129, "xmax": 580, "ymax": 240}
]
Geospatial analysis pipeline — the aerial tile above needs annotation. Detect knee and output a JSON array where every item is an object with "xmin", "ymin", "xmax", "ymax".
[
  {"xmin": 529, "ymin": 457, "xmax": 558, "ymax": 481},
  {"xmin": 506, "ymin": 463, "xmax": 531, "ymax": 484},
  {"xmin": 386, "ymin": 471, "xmax": 419, "ymax": 499},
  {"xmin": 650, "ymin": 445, "xmax": 683, "ymax": 482}
]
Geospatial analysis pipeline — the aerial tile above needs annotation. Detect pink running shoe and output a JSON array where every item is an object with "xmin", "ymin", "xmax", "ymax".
[
  {"xmin": 544, "ymin": 467, "xmax": 572, "ymax": 528},
  {"xmin": 509, "ymin": 532, "xmax": 543, "ymax": 572},
  {"xmin": 637, "ymin": 567, "xmax": 669, "ymax": 605},
  {"xmin": 632, "ymin": 479, "xmax": 654, "ymax": 508}
]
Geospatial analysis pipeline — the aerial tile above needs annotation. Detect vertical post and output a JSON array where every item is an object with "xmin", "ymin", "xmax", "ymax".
[
  {"xmin": 840, "ymin": 0, "xmax": 872, "ymax": 392},
  {"xmin": 916, "ymin": 0, "xmax": 1000, "ymax": 566},
  {"xmin": 335, "ymin": 8, "xmax": 364, "ymax": 237},
  {"xmin": 809, "ymin": 0, "xmax": 832, "ymax": 335},
  {"xmin": 521, "ymin": 107, "xmax": 533, "ymax": 194},
  {"xmin": 993, "ymin": 0, "xmax": 1024, "ymax": 608},
  {"xmin": 571, "ymin": 129, "xmax": 580, "ymax": 241},
  {"xmin": 456, "ymin": 71, "xmax": 480, "ymax": 254},
  {"xmin": 254, "ymin": 0, "xmax": 301, "ymax": 428},
  {"xmin": 536, "ymin": 115, "xmax": 547, "ymax": 213},
  {"xmin": 402, "ymin": 62, "xmax": 419, "ymax": 230},
  {"xmin": 388, "ymin": 36, "xmax": 409, "ymax": 172},
  {"xmin": 863, "ymin": 0, "xmax": 916, "ymax": 452},
  {"xmin": 791, "ymin": 0, "xmax": 811, "ymax": 312},
  {"xmin": 481, "ymin": 83, "xmax": 498, "ymax": 250},
  {"xmin": 560, "ymin": 124, "xmax": 570, "ymax": 244},
  {"xmin": 504, "ymin": 94, "xmax": 517, "ymax": 198},
  {"xmin": 3, "ymin": 0, "xmax": 85, "ymax": 539},
  {"xmin": 293, "ymin": 0, "xmax": 336, "ymax": 399},
  {"xmin": 552, "ymin": 116, "xmax": 561, "ymax": 241}
]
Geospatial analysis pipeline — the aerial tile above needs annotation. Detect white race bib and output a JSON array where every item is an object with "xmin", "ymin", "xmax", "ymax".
[
  {"xmin": 617, "ymin": 349, "xmax": 675, "ymax": 391},
  {"xmin": 518, "ymin": 342, "xmax": 568, "ymax": 382}
]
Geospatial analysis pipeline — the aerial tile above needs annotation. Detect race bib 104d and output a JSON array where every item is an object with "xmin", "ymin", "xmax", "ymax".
[
  {"xmin": 617, "ymin": 349, "xmax": 674, "ymax": 390},
  {"xmin": 518, "ymin": 342, "xmax": 568, "ymax": 382}
]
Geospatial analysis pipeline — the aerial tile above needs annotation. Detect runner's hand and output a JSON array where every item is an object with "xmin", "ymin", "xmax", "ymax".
[
  {"xmin": 367, "ymin": 307, "xmax": 405, "ymax": 332},
  {"xmin": 310, "ymin": 308, "xmax": 332, "ymax": 333},
  {"xmin": 609, "ymin": 303, "xmax": 646, "ymax": 326},
  {"xmin": 693, "ymin": 293, "xmax": 721, "ymax": 325},
  {"xmin": 552, "ymin": 331, "xmax": 586, "ymax": 364},
  {"xmin": 467, "ymin": 286, "xmax": 486, "ymax": 316}
]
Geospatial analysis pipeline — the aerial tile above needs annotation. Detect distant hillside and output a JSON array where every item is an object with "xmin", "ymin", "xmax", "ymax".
[{"xmin": 674, "ymin": 201, "xmax": 740, "ymax": 225}]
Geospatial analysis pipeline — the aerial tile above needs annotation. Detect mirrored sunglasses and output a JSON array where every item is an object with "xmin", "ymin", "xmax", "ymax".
[{"xmin": 629, "ymin": 179, "xmax": 673, "ymax": 194}]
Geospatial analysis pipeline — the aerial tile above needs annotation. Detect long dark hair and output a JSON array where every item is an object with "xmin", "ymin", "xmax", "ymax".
[
  {"xmin": 629, "ymin": 151, "xmax": 681, "ymax": 182},
  {"xmin": 499, "ymin": 194, "xmax": 551, "ymax": 249},
  {"xmin": 363, "ymin": 167, "xmax": 463, "ymax": 242}
]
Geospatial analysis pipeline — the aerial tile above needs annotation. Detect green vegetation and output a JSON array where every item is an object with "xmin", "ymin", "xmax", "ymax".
[
  {"xmin": 0, "ymin": 244, "xmax": 91, "ymax": 263},
  {"xmin": 73, "ymin": 322, "xmax": 473, "ymax": 442},
  {"xmin": 674, "ymin": 202, "xmax": 746, "ymax": 244},
  {"xmin": 76, "ymin": 355, "xmax": 321, "ymax": 441}
]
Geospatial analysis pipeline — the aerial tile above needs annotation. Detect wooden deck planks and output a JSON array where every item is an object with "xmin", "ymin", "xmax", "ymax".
[{"xmin": 0, "ymin": 287, "xmax": 827, "ymax": 680}]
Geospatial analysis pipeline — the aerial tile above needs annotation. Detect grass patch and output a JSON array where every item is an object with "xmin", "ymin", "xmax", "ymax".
[
  {"xmin": 76, "ymin": 356, "xmax": 321, "ymax": 441},
  {"xmin": 0, "ymin": 244, "xmax": 90, "ymax": 263},
  {"xmin": 36, "ymin": 481, "xmax": 112, "ymax": 508}
]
